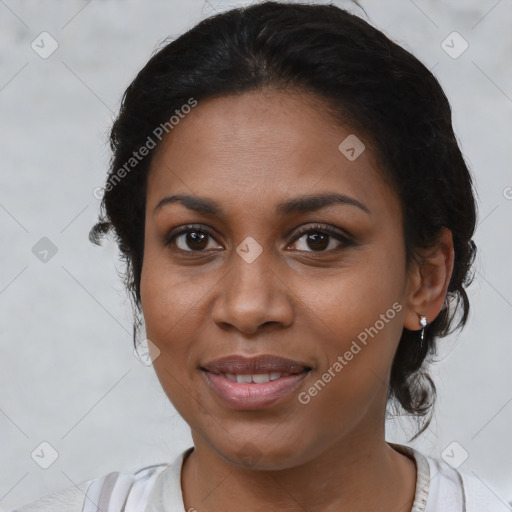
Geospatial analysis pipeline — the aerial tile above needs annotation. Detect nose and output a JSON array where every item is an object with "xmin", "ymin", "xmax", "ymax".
[{"xmin": 210, "ymin": 247, "xmax": 294, "ymax": 335}]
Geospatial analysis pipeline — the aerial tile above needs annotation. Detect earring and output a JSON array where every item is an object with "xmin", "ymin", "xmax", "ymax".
[{"xmin": 419, "ymin": 315, "xmax": 427, "ymax": 341}]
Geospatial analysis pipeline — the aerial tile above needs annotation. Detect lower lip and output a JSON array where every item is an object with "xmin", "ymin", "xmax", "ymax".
[{"xmin": 202, "ymin": 371, "xmax": 309, "ymax": 410}]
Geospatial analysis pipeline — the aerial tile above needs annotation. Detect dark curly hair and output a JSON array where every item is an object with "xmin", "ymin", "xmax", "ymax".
[{"xmin": 89, "ymin": 1, "xmax": 477, "ymax": 441}]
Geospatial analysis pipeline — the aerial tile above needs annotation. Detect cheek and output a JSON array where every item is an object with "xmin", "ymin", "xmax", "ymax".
[
  {"xmin": 140, "ymin": 254, "xmax": 210, "ymax": 421},
  {"xmin": 299, "ymin": 243, "xmax": 406, "ymax": 399},
  {"xmin": 140, "ymin": 240, "xmax": 213, "ymax": 334},
  {"xmin": 139, "ymin": 245, "xmax": 219, "ymax": 395},
  {"xmin": 292, "ymin": 286, "xmax": 404, "ymax": 447},
  {"xmin": 140, "ymin": 270, "xmax": 203, "ymax": 366},
  {"xmin": 308, "ymin": 246, "xmax": 405, "ymax": 342},
  {"xmin": 301, "ymin": 274, "xmax": 404, "ymax": 389}
]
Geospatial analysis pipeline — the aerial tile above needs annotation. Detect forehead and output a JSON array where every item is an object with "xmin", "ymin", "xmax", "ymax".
[{"xmin": 147, "ymin": 90, "xmax": 398, "ymax": 219}]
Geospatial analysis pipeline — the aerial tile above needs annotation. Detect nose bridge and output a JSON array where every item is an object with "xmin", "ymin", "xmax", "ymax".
[
  {"xmin": 211, "ymin": 236, "xmax": 294, "ymax": 333},
  {"xmin": 233, "ymin": 237, "xmax": 275, "ymax": 292}
]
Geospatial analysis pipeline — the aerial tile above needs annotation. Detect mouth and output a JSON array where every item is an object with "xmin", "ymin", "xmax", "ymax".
[
  {"xmin": 199, "ymin": 354, "xmax": 312, "ymax": 410},
  {"xmin": 211, "ymin": 371, "xmax": 301, "ymax": 383},
  {"xmin": 201, "ymin": 354, "xmax": 311, "ymax": 375}
]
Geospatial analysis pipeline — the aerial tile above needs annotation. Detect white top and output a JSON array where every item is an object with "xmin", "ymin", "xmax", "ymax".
[{"xmin": 11, "ymin": 443, "xmax": 507, "ymax": 511}]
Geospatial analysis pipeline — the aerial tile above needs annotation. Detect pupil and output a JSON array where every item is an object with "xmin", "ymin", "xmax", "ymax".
[
  {"xmin": 187, "ymin": 231, "xmax": 207, "ymax": 250},
  {"xmin": 308, "ymin": 233, "xmax": 328, "ymax": 251}
]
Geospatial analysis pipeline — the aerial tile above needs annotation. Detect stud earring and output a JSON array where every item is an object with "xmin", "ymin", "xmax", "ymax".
[{"xmin": 419, "ymin": 315, "xmax": 427, "ymax": 341}]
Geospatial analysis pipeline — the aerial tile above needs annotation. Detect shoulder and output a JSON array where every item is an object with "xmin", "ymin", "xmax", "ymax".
[
  {"xmin": 423, "ymin": 452, "xmax": 507, "ymax": 512},
  {"xmin": 11, "ymin": 479, "xmax": 93, "ymax": 512},
  {"xmin": 10, "ymin": 463, "xmax": 171, "ymax": 512},
  {"xmin": 390, "ymin": 443, "xmax": 508, "ymax": 512},
  {"xmin": 458, "ymin": 471, "xmax": 509, "ymax": 512}
]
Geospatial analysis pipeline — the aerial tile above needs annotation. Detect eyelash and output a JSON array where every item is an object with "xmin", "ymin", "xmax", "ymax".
[{"xmin": 163, "ymin": 223, "xmax": 354, "ymax": 254}]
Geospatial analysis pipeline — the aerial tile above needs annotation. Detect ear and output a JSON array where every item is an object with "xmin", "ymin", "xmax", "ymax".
[{"xmin": 403, "ymin": 228, "xmax": 455, "ymax": 332}]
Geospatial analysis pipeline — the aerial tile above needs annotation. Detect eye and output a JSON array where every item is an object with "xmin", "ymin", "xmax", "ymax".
[
  {"xmin": 288, "ymin": 224, "xmax": 353, "ymax": 253},
  {"xmin": 164, "ymin": 224, "xmax": 222, "ymax": 252},
  {"xmin": 164, "ymin": 223, "xmax": 353, "ymax": 254}
]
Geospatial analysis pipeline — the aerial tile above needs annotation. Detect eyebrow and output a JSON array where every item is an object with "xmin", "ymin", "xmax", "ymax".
[{"xmin": 153, "ymin": 192, "xmax": 371, "ymax": 217}]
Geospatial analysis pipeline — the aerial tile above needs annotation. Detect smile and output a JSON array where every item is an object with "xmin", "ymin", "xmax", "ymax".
[
  {"xmin": 223, "ymin": 372, "xmax": 289, "ymax": 383},
  {"xmin": 202, "ymin": 370, "xmax": 310, "ymax": 410}
]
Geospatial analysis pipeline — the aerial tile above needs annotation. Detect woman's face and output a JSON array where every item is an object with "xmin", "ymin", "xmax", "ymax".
[{"xmin": 140, "ymin": 90, "xmax": 415, "ymax": 469}]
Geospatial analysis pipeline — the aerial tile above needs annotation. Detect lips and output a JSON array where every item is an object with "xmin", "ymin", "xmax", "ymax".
[
  {"xmin": 200, "ymin": 354, "xmax": 312, "ymax": 410},
  {"xmin": 200, "ymin": 354, "xmax": 311, "ymax": 375}
]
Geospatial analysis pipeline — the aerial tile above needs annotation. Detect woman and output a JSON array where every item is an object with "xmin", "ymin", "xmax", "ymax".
[{"xmin": 14, "ymin": 1, "xmax": 505, "ymax": 511}]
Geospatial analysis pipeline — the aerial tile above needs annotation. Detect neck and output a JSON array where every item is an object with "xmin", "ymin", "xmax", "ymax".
[{"xmin": 181, "ymin": 429, "xmax": 417, "ymax": 512}]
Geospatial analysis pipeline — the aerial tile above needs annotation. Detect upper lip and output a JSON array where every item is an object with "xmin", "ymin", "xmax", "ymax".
[{"xmin": 200, "ymin": 354, "xmax": 311, "ymax": 375}]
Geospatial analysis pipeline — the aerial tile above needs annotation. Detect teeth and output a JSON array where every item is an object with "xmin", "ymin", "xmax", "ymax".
[
  {"xmin": 252, "ymin": 373, "xmax": 270, "ymax": 383},
  {"xmin": 225, "ymin": 372, "xmax": 284, "ymax": 383}
]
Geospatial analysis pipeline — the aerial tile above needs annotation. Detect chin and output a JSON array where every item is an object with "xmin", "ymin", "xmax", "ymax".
[{"xmin": 207, "ymin": 433, "xmax": 313, "ymax": 471}]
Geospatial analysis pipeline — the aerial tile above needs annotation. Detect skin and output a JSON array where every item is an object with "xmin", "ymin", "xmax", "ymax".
[{"xmin": 140, "ymin": 89, "xmax": 454, "ymax": 512}]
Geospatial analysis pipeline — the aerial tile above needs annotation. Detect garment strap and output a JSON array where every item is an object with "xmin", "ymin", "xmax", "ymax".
[{"xmin": 81, "ymin": 463, "xmax": 169, "ymax": 512}]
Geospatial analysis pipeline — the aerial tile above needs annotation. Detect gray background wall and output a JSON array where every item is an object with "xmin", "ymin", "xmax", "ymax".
[{"xmin": 1, "ymin": 0, "xmax": 511, "ymax": 509}]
